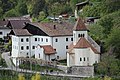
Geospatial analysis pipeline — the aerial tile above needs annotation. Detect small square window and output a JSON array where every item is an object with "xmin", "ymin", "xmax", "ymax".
[
  {"xmin": 35, "ymin": 38, "xmax": 37, "ymax": 41},
  {"xmin": 39, "ymin": 54, "xmax": 40, "ymax": 58},
  {"xmin": 38, "ymin": 38, "xmax": 40, "ymax": 41},
  {"xmin": 46, "ymin": 39, "xmax": 48, "ymax": 42},
  {"xmin": 26, "ymin": 46, "xmax": 29, "ymax": 50},
  {"xmin": 66, "ymin": 46, "xmax": 68, "ymax": 49},
  {"xmin": 57, "ymin": 56, "xmax": 59, "ymax": 59},
  {"xmin": 80, "ymin": 58, "xmax": 82, "ymax": 61},
  {"xmin": 41, "ymin": 38, "xmax": 43, "ymax": 42},
  {"xmin": 26, "ymin": 38, "xmax": 29, "ymax": 42},
  {"xmin": 21, "ymin": 46, "xmax": 24, "ymax": 50},
  {"xmin": 55, "ymin": 38, "xmax": 58, "ymax": 42},
  {"xmin": 84, "ymin": 57, "xmax": 85, "ymax": 61},
  {"xmin": 21, "ymin": 38, "xmax": 23, "ymax": 42},
  {"xmin": 78, "ymin": 34, "xmax": 81, "ymax": 37},
  {"xmin": 54, "ymin": 49, "xmax": 56, "ymax": 51},
  {"xmin": 66, "ymin": 38, "xmax": 68, "ymax": 41},
  {"xmin": 0, "ymin": 32, "xmax": 2, "ymax": 35},
  {"xmin": 71, "ymin": 38, "xmax": 73, "ymax": 41},
  {"xmin": 32, "ymin": 46, "xmax": 35, "ymax": 49}
]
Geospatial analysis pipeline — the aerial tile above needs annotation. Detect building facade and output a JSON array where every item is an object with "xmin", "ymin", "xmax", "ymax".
[{"xmin": 67, "ymin": 18, "xmax": 100, "ymax": 67}]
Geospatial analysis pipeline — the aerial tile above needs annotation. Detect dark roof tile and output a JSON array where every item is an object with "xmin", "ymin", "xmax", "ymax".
[
  {"xmin": 73, "ymin": 18, "xmax": 88, "ymax": 31},
  {"xmin": 9, "ymin": 20, "xmax": 30, "ymax": 29},
  {"xmin": 31, "ymin": 22, "xmax": 74, "ymax": 37},
  {"xmin": 11, "ymin": 29, "xmax": 32, "ymax": 36}
]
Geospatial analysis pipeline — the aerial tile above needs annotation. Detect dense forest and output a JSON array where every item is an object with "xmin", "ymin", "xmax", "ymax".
[
  {"xmin": 0, "ymin": 0, "xmax": 85, "ymax": 18},
  {"xmin": 0, "ymin": 0, "xmax": 120, "ymax": 78}
]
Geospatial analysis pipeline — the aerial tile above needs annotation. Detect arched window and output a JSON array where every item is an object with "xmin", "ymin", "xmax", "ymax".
[
  {"xmin": 84, "ymin": 57, "xmax": 85, "ymax": 61},
  {"xmin": 80, "ymin": 58, "xmax": 82, "ymax": 61}
]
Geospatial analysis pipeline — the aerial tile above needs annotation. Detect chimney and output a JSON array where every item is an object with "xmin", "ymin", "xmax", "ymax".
[{"xmin": 54, "ymin": 25, "xmax": 56, "ymax": 29}]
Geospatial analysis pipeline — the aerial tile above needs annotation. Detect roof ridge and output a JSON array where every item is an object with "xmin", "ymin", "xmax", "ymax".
[
  {"xmin": 74, "ymin": 37, "xmax": 99, "ymax": 54},
  {"xmin": 73, "ymin": 17, "xmax": 88, "ymax": 31}
]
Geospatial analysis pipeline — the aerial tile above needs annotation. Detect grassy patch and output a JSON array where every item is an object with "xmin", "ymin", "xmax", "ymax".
[
  {"xmin": 19, "ymin": 62, "xmax": 63, "ymax": 72},
  {"xmin": 58, "ymin": 59, "xmax": 67, "ymax": 66}
]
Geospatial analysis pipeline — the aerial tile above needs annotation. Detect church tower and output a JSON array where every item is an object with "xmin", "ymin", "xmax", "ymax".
[{"xmin": 73, "ymin": 18, "xmax": 88, "ymax": 45}]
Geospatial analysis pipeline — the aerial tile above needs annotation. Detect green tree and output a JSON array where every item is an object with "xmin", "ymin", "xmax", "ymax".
[
  {"xmin": 31, "ymin": 73, "xmax": 41, "ymax": 80},
  {"xmin": 18, "ymin": 74, "xmax": 25, "ymax": 80},
  {"xmin": 38, "ymin": 11, "xmax": 46, "ymax": 21},
  {"xmin": 98, "ymin": 11, "xmax": 120, "ymax": 35},
  {"xmin": 70, "ymin": 0, "xmax": 85, "ymax": 12},
  {"xmin": 80, "ymin": 0, "xmax": 120, "ymax": 17},
  {"xmin": 4, "ymin": 9, "xmax": 19, "ymax": 17},
  {"xmin": 0, "ymin": 7, "xmax": 3, "ymax": 19},
  {"xmin": 15, "ymin": 0, "xmax": 28, "ymax": 15},
  {"xmin": 106, "ymin": 28, "xmax": 120, "ymax": 59},
  {"xmin": 89, "ymin": 23, "xmax": 104, "ymax": 42},
  {"xmin": 95, "ymin": 54, "xmax": 120, "ymax": 76},
  {"xmin": 32, "ymin": 0, "xmax": 45, "ymax": 17}
]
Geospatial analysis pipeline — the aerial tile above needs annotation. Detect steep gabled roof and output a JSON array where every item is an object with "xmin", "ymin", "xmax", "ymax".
[
  {"xmin": 9, "ymin": 29, "xmax": 32, "ymax": 36},
  {"xmin": 74, "ymin": 37, "xmax": 99, "ymax": 54},
  {"xmin": 0, "ymin": 20, "xmax": 9, "ymax": 29},
  {"xmin": 73, "ymin": 18, "xmax": 88, "ymax": 31},
  {"xmin": 40, "ymin": 45, "xmax": 56, "ymax": 55},
  {"xmin": 8, "ymin": 20, "xmax": 30, "ymax": 29}
]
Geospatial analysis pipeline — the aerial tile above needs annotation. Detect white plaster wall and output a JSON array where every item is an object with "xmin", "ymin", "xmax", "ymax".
[
  {"xmin": 35, "ymin": 46, "xmax": 44, "ymax": 60},
  {"xmin": 12, "ymin": 35, "xmax": 19, "ymax": 57},
  {"xmin": 31, "ymin": 36, "xmax": 52, "ymax": 56},
  {"xmin": 49, "ymin": 54, "xmax": 55, "ymax": 61},
  {"xmin": 0, "ymin": 29, "xmax": 11, "ymax": 39},
  {"xmin": 75, "ymin": 48, "xmax": 89, "ymax": 66},
  {"xmin": 69, "ymin": 53, "xmax": 75, "ymax": 67},
  {"xmin": 89, "ymin": 48, "xmax": 100, "ymax": 64},
  {"xmin": 45, "ymin": 54, "xmax": 55, "ymax": 61},
  {"xmin": 74, "ymin": 48, "xmax": 100, "ymax": 66},
  {"xmin": 53, "ymin": 36, "xmax": 73, "ymax": 60},
  {"xmin": 73, "ymin": 31, "xmax": 88, "ymax": 45},
  {"xmin": 67, "ymin": 53, "xmax": 70, "ymax": 67},
  {"xmin": 19, "ymin": 36, "xmax": 31, "ymax": 57}
]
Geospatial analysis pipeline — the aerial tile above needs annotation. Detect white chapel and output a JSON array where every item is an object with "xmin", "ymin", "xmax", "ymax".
[{"xmin": 67, "ymin": 18, "xmax": 100, "ymax": 67}]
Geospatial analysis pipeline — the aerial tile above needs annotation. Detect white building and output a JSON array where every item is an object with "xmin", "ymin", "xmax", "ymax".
[
  {"xmin": 10, "ymin": 22, "xmax": 74, "ymax": 65},
  {"xmin": 35, "ymin": 45, "xmax": 56, "ymax": 61},
  {"xmin": 10, "ymin": 29, "xmax": 32, "ymax": 66},
  {"xmin": 24, "ymin": 22, "xmax": 74, "ymax": 60},
  {"xmin": 67, "ymin": 18, "xmax": 100, "ymax": 67},
  {"xmin": 0, "ymin": 20, "xmax": 11, "ymax": 40}
]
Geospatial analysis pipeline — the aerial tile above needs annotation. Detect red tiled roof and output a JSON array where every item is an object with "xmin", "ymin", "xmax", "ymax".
[
  {"xmin": 40, "ymin": 45, "xmax": 56, "ymax": 55},
  {"xmin": 31, "ymin": 22, "xmax": 74, "ymax": 37},
  {"xmin": 68, "ymin": 37, "xmax": 99, "ymax": 54},
  {"xmin": 73, "ymin": 18, "xmax": 88, "ymax": 31},
  {"xmin": 74, "ymin": 37, "xmax": 99, "ymax": 54},
  {"xmin": 10, "ymin": 29, "xmax": 32, "ymax": 36}
]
